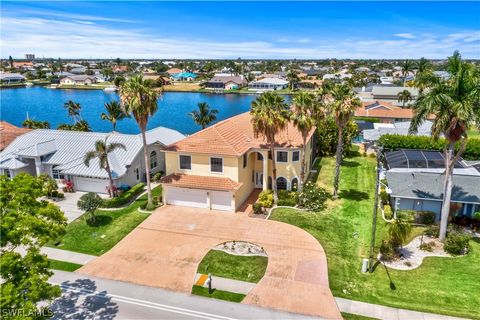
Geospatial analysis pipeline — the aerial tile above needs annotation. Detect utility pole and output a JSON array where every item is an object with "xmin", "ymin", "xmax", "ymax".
[{"xmin": 369, "ymin": 147, "xmax": 382, "ymax": 273}]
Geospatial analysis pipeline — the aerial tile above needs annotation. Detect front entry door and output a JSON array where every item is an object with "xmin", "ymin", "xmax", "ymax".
[{"xmin": 255, "ymin": 171, "xmax": 263, "ymax": 188}]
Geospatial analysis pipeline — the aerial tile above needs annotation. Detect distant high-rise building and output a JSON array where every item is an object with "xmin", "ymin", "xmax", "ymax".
[{"xmin": 25, "ymin": 54, "xmax": 35, "ymax": 61}]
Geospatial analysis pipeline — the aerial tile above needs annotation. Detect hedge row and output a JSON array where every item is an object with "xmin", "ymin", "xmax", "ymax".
[
  {"xmin": 378, "ymin": 134, "xmax": 480, "ymax": 160},
  {"xmin": 100, "ymin": 183, "xmax": 145, "ymax": 208}
]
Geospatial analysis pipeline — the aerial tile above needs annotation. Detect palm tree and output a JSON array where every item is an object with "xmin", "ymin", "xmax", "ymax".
[
  {"xmin": 63, "ymin": 100, "xmax": 82, "ymax": 123},
  {"xmin": 119, "ymin": 76, "xmax": 159, "ymax": 209},
  {"xmin": 414, "ymin": 58, "xmax": 437, "ymax": 94},
  {"xmin": 22, "ymin": 119, "xmax": 50, "ymax": 129},
  {"xmin": 409, "ymin": 52, "xmax": 480, "ymax": 242},
  {"xmin": 250, "ymin": 92, "xmax": 290, "ymax": 203},
  {"xmin": 401, "ymin": 59, "xmax": 413, "ymax": 87},
  {"xmin": 388, "ymin": 212, "xmax": 412, "ymax": 248},
  {"xmin": 324, "ymin": 84, "xmax": 362, "ymax": 198},
  {"xmin": 291, "ymin": 91, "xmax": 316, "ymax": 191},
  {"xmin": 286, "ymin": 69, "xmax": 300, "ymax": 90},
  {"xmin": 189, "ymin": 102, "xmax": 219, "ymax": 129},
  {"xmin": 84, "ymin": 137, "xmax": 126, "ymax": 198},
  {"xmin": 397, "ymin": 89, "xmax": 412, "ymax": 108},
  {"xmin": 101, "ymin": 101, "xmax": 129, "ymax": 132}
]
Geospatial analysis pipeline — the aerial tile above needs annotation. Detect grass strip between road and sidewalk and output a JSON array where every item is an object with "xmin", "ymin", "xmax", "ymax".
[
  {"xmin": 191, "ymin": 285, "xmax": 245, "ymax": 303},
  {"xmin": 48, "ymin": 259, "xmax": 82, "ymax": 272}
]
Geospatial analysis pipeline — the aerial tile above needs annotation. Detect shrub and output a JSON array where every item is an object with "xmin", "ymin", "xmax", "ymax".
[
  {"xmin": 297, "ymin": 182, "xmax": 329, "ymax": 211},
  {"xmin": 380, "ymin": 188, "xmax": 389, "ymax": 206},
  {"xmin": 56, "ymin": 192, "xmax": 65, "ymax": 199},
  {"xmin": 424, "ymin": 225, "xmax": 439, "ymax": 237},
  {"xmin": 153, "ymin": 171, "xmax": 164, "ymax": 182},
  {"xmin": 380, "ymin": 240, "xmax": 395, "ymax": 261},
  {"xmin": 258, "ymin": 190, "xmax": 274, "ymax": 208},
  {"xmin": 277, "ymin": 190, "xmax": 298, "ymax": 207},
  {"xmin": 444, "ymin": 230, "xmax": 470, "ymax": 255},
  {"xmin": 474, "ymin": 212, "xmax": 480, "ymax": 220},
  {"xmin": 384, "ymin": 205, "xmax": 393, "ymax": 220},
  {"xmin": 416, "ymin": 211, "xmax": 436, "ymax": 225},
  {"xmin": 101, "ymin": 183, "xmax": 145, "ymax": 208},
  {"xmin": 419, "ymin": 241, "xmax": 434, "ymax": 252},
  {"xmin": 252, "ymin": 203, "xmax": 263, "ymax": 215},
  {"xmin": 378, "ymin": 135, "xmax": 480, "ymax": 160},
  {"xmin": 77, "ymin": 192, "xmax": 103, "ymax": 223}
]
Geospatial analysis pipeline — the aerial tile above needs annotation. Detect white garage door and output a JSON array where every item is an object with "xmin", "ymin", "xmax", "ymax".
[
  {"xmin": 75, "ymin": 177, "xmax": 109, "ymax": 194},
  {"xmin": 166, "ymin": 187, "xmax": 208, "ymax": 209},
  {"xmin": 211, "ymin": 191, "xmax": 233, "ymax": 211}
]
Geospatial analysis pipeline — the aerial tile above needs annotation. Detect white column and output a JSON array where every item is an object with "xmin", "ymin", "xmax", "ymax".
[
  {"xmin": 34, "ymin": 157, "xmax": 42, "ymax": 176},
  {"xmin": 262, "ymin": 152, "xmax": 268, "ymax": 191}
]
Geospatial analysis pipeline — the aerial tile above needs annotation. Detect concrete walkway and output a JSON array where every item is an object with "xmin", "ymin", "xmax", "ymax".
[
  {"xmin": 17, "ymin": 246, "xmax": 96, "ymax": 265},
  {"xmin": 336, "ymin": 297, "xmax": 467, "ymax": 320}
]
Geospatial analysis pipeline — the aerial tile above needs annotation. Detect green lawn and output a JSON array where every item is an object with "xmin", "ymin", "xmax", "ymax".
[
  {"xmin": 49, "ymin": 186, "xmax": 162, "ymax": 256},
  {"xmin": 341, "ymin": 313, "xmax": 378, "ymax": 320},
  {"xmin": 197, "ymin": 250, "xmax": 267, "ymax": 283},
  {"xmin": 191, "ymin": 285, "xmax": 245, "ymax": 303},
  {"xmin": 48, "ymin": 259, "xmax": 82, "ymax": 272},
  {"xmin": 468, "ymin": 128, "xmax": 480, "ymax": 138},
  {"xmin": 270, "ymin": 156, "xmax": 480, "ymax": 319}
]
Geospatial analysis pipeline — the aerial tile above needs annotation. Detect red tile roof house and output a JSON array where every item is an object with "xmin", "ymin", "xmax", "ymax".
[
  {"xmin": 355, "ymin": 101, "xmax": 435, "ymax": 123},
  {"xmin": 0, "ymin": 121, "xmax": 31, "ymax": 151},
  {"xmin": 161, "ymin": 112, "xmax": 316, "ymax": 212}
]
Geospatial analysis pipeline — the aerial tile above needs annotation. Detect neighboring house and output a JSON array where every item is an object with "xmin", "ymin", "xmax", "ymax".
[
  {"xmin": 371, "ymin": 86, "xmax": 418, "ymax": 101},
  {"xmin": 296, "ymin": 79, "xmax": 323, "ymax": 90},
  {"xmin": 171, "ymin": 72, "xmax": 197, "ymax": 81},
  {"xmin": 355, "ymin": 101, "xmax": 434, "ymax": 124},
  {"xmin": 0, "ymin": 121, "xmax": 31, "ymax": 151},
  {"xmin": 12, "ymin": 61, "xmax": 33, "ymax": 69},
  {"xmin": 248, "ymin": 78, "xmax": 289, "ymax": 91},
  {"xmin": 0, "ymin": 73, "xmax": 26, "ymax": 84},
  {"xmin": 166, "ymin": 68, "xmax": 182, "ymax": 75},
  {"xmin": 384, "ymin": 149, "xmax": 480, "ymax": 220},
  {"xmin": 60, "ymin": 75, "xmax": 97, "ymax": 85},
  {"xmin": 161, "ymin": 112, "xmax": 316, "ymax": 212},
  {"xmin": 362, "ymin": 121, "xmax": 433, "ymax": 142},
  {"xmin": 113, "ymin": 65, "xmax": 128, "ymax": 73},
  {"xmin": 0, "ymin": 128, "xmax": 185, "ymax": 193},
  {"xmin": 70, "ymin": 66, "xmax": 87, "ymax": 74},
  {"xmin": 204, "ymin": 75, "xmax": 246, "ymax": 90}
]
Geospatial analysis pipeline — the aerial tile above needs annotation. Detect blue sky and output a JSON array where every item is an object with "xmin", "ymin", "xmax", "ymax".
[{"xmin": 2, "ymin": 1, "xmax": 479, "ymax": 59}]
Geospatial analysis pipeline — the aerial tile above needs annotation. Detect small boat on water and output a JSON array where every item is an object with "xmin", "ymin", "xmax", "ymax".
[
  {"xmin": 104, "ymin": 86, "xmax": 117, "ymax": 92},
  {"xmin": 25, "ymin": 82, "xmax": 34, "ymax": 87}
]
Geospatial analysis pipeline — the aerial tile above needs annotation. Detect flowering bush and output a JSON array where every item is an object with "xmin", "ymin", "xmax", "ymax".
[
  {"xmin": 297, "ymin": 182, "xmax": 329, "ymax": 211},
  {"xmin": 62, "ymin": 180, "xmax": 74, "ymax": 193},
  {"xmin": 258, "ymin": 190, "xmax": 274, "ymax": 208}
]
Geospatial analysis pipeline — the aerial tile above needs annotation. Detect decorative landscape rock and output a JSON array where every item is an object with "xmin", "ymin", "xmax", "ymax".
[{"xmin": 213, "ymin": 241, "xmax": 267, "ymax": 257}]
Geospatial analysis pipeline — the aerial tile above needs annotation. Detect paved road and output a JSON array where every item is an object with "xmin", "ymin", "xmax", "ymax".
[{"xmin": 49, "ymin": 271, "xmax": 320, "ymax": 320}]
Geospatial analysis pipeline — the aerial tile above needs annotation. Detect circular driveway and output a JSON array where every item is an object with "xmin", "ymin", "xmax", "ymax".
[{"xmin": 79, "ymin": 206, "xmax": 341, "ymax": 319}]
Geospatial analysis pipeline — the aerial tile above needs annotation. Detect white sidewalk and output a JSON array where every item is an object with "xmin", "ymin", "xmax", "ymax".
[{"xmin": 17, "ymin": 246, "xmax": 96, "ymax": 265}]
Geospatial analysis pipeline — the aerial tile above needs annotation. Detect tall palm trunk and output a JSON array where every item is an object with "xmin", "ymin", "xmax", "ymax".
[
  {"xmin": 105, "ymin": 160, "xmax": 115, "ymax": 198},
  {"xmin": 299, "ymin": 135, "xmax": 307, "ymax": 192},
  {"xmin": 333, "ymin": 126, "xmax": 344, "ymax": 198},
  {"xmin": 140, "ymin": 128, "xmax": 153, "ymax": 208},
  {"xmin": 439, "ymin": 142, "xmax": 455, "ymax": 242},
  {"xmin": 270, "ymin": 143, "xmax": 278, "ymax": 203}
]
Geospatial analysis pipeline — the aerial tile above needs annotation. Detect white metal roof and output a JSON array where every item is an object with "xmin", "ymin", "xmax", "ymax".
[{"xmin": 0, "ymin": 127, "xmax": 185, "ymax": 179}]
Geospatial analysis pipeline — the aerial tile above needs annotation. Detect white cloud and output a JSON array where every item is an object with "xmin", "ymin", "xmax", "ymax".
[
  {"xmin": 394, "ymin": 33, "xmax": 416, "ymax": 39},
  {"xmin": 1, "ymin": 16, "xmax": 478, "ymax": 59}
]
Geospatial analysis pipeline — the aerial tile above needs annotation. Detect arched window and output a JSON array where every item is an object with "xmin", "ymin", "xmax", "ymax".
[
  {"xmin": 276, "ymin": 177, "xmax": 287, "ymax": 190},
  {"xmin": 150, "ymin": 151, "xmax": 158, "ymax": 169},
  {"xmin": 291, "ymin": 178, "xmax": 299, "ymax": 191}
]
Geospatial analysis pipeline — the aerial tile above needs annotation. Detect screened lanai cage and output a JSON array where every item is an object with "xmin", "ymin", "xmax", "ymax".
[{"xmin": 384, "ymin": 150, "xmax": 466, "ymax": 169}]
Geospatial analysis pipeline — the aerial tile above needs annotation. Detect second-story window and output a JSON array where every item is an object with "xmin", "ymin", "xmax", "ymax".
[
  {"xmin": 210, "ymin": 157, "xmax": 223, "ymax": 173},
  {"xmin": 179, "ymin": 155, "xmax": 191, "ymax": 170},
  {"xmin": 276, "ymin": 151, "xmax": 288, "ymax": 163},
  {"xmin": 292, "ymin": 151, "xmax": 300, "ymax": 162},
  {"xmin": 150, "ymin": 151, "xmax": 158, "ymax": 169}
]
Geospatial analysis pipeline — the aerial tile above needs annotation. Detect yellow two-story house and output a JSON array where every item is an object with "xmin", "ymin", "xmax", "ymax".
[{"xmin": 161, "ymin": 112, "xmax": 316, "ymax": 212}]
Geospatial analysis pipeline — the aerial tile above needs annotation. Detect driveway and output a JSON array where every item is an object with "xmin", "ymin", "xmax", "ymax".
[
  {"xmin": 78, "ymin": 206, "xmax": 341, "ymax": 319},
  {"xmin": 49, "ymin": 192, "xmax": 86, "ymax": 222}
]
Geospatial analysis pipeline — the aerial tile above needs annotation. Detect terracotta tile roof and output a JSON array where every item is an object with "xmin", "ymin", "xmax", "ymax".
[
  {"xmin": 165, "ymin": 112, "xmax": 315, "ymax": 156},
  {"xmin": 166, "ymin": 68, "xmax": 182, "ymax": 75},
  {"xmin": 0, "ymin": 121, "xmax": 31, "ymax": 151},
  {"xmin": 161, "ymin": 173, "xmax": 243, "ymax": 191},
  {"xmin": 355, "ymin": 101, "xmax": 435, "ymax": 120}
]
